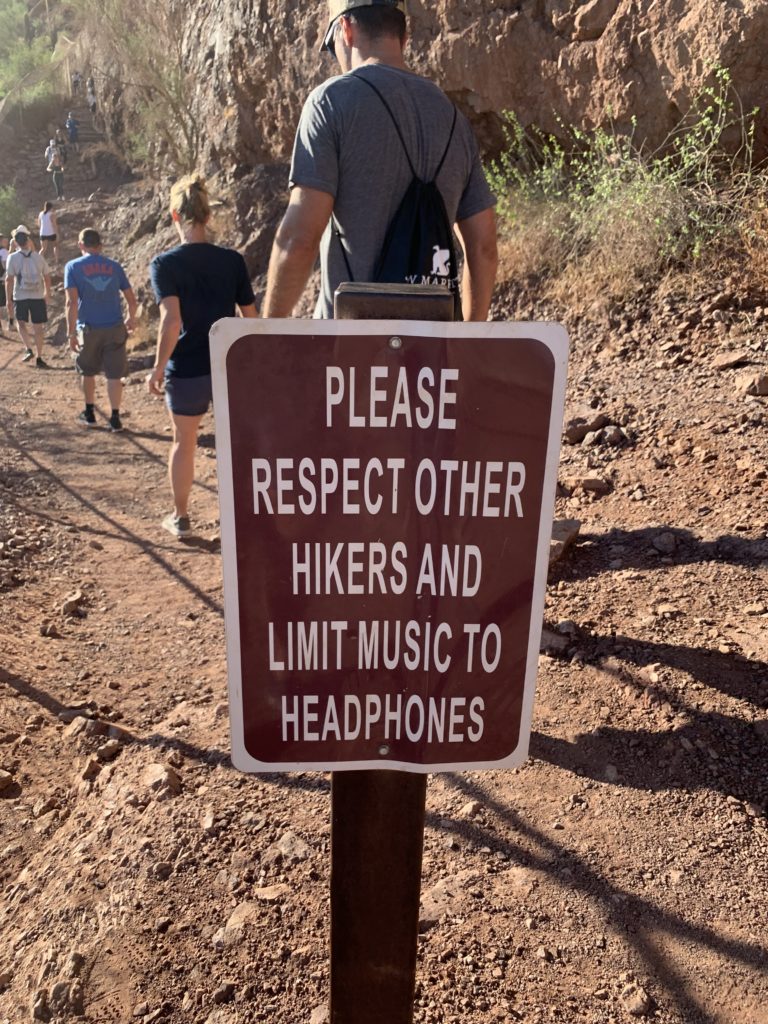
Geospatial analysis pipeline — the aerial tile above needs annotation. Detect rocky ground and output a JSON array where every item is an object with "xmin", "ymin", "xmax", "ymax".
[{"xmin": 1, "ymin": 113, "xmax": 767, "ymax": 1024}]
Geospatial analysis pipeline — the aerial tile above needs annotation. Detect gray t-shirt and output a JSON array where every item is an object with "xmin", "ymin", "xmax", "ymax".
[
  {"xmin": 6, "ymin": 249, "xmax": 49, "ymax": 300},
  {"xmin": 289, "ymin": 64, "xmax": 495, "ymax": 318}
]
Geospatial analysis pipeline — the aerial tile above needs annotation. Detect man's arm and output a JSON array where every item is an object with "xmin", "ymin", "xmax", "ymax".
[
  {"xmin": 455, "ymin": 207, "xmax": 498, "ymax": 322},
  {"xmin": 121, "ymin": 287, "xmax": 138, "ymax": 332},
  {"xmin": 263, "ymin": 186, "xmax": 334, "ymax": 318},
  {"xmin": 7, "ymin": 274, "xmax": 18, "ymax": 322},
  {"xmin": 238, "ymin": 304, "xmax": 258, "ymax": 318},
  {"xmin": 65, "ymin": 286, "xmax": 79, "ymax": 350},
  {"xmin": 43, "ymin": 273, "xmax": 52, "ymax": 304},
  {"xmin": 146, "ymin": 296, "xmax": 181, "ymax": 395}
]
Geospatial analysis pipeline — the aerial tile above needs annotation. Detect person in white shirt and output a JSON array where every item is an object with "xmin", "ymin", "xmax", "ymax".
[
  {"xmin": 5, "ymin": 226, "xmax": 52, "ymax": 368},
  {"xmin": 0, "ymin": 235, "xmax": 11, "ymax": 334},
  {"xmin": 38, "ymin": 202, "xmax": 59, "ymax": 264}
]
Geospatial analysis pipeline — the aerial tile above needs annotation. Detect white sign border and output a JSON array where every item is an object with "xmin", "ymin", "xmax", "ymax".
[{"xmin": 211, "ymin": 318, "xmax": 569, "ymax": 774}]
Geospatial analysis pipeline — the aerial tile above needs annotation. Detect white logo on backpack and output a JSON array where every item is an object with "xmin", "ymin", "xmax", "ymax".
[{"xmin": 431, "ymin": 246, "xmax": 451, "ymax": 277}]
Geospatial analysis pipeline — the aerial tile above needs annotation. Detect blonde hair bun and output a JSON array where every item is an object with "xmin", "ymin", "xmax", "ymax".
[{"xmin": 170, "ymin": 174, "xmax": 211, "ymax": 225}]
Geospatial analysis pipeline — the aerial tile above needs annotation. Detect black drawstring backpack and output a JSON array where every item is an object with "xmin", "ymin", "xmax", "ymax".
[{"xmin": 333, "ymin": 72, "xmax": 461, "ymax": 319}]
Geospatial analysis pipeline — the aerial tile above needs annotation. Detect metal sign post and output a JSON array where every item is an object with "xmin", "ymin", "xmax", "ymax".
[{"xmin": 210, "ymin": 301, "xmax": 569, "ymax": 1024}]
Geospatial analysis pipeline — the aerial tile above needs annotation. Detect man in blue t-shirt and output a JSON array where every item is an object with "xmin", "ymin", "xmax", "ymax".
[{"xmin": 65, "ymin": 228, "xmax": 137, "ymax": 431}]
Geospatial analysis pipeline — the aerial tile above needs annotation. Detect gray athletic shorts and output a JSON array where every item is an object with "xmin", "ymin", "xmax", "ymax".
[
  {"xmin": 75, "ymin": 323, "xmax": 128, "ymax": 379},
  {"xmin": 164, "ymin": 374, "xmax": 213, "ymax": 417}
]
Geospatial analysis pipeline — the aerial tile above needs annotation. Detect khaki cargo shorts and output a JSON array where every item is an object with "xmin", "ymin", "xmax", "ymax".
[{"xmin": 75, "ymin": 323, "xmax": 128, "ymax": 379}]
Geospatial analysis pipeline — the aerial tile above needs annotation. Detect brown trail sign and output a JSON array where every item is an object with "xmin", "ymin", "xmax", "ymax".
[
  {"xmin": 212, "ymin": 313, "xmax": 568, "ymax": 1024},
  {"xmin": 210, "ymin": 319, "xmax": 568, "ymax": 772}
]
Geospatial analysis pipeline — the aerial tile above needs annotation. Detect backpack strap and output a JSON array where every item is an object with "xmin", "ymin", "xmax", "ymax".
[
  {"xmin": 333, "ymin": 215, "xmax": 355, "ymax": 282},
  {"xmin": 332, "ymin": 72, "xmax": 458, "ymax": 282},
  {"xmin": 353, "ymin": 70, "xmax": 458, "ymax": 184},
  {"xmin": 353, "ymin": 72, "xmax": 417, "ymax": 179},
  {"xmin": 433, "ymin": 106, "xmax": 458, "ymax": 181}
]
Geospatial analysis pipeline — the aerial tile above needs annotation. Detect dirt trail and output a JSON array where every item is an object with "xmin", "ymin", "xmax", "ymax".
[{"xmin": 1, "ymin": 108, "xmax": 768, "ymax": 1024}]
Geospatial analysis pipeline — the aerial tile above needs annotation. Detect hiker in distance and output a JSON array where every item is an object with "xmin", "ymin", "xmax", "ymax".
[
  {"xmin": 65, "ymin": 228, "xmax": 137, "ymax": 432},
  {"xmin": 0, "ymin": 235, "xmax": 12, "ymax": 334},
  {"xmin": 5, "ymin": 226, "xmax": 52, "ymax": 368},
  {"xmin": 66, "ymin": 111, "xmax": 80, "ymax": 153},
  {"xmin": 38, "ymin": 201, "xmax": 60, "ymax": 263},
  {"xmin": 263, "ymin": 0, "xmax": 497, "ymax": 320},
  {"xmin": 45, "ymin": 141, "xmax": 66, "ymax": 200}
]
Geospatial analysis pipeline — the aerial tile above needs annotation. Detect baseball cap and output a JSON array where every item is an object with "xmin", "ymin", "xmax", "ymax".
[
  {"xmin": 321, "ymin": 0, "xmax": 407, "ymax": 51},
  {"xmin": 13, "ymin": 224, "xmax": 31, "ymax": 236}
]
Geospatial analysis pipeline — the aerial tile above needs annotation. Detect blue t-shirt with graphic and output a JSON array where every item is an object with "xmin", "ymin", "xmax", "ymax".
[{"xmin": 65, "ymin": 253, "xmax": 130, "ymax": 328}]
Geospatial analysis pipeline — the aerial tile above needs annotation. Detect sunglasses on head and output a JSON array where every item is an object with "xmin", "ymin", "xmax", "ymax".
[{"xmin": 325, "ymin": 16, "xmax": 344, "ymax": 59}]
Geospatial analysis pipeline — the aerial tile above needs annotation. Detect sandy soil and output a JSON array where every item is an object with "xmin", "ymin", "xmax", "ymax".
[{"xmin": 1, "ymin": 118, "xmax": 767, "ymax": 1024}]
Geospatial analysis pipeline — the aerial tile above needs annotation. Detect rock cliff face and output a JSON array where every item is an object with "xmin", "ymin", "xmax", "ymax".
[{"xmin": 176, "ymin": 0, "xmax": 768, "ymax": 173}]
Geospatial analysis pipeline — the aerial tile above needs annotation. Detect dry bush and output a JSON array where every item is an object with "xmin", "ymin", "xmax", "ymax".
[
  {"xmin": 488, "ymin": 68, "xmax": 768, "ymax": 310},
  {"xmin": 740, "ymin": 201, "xmax": 768, "ymax": 293},
  {"xmin": 496, "ymin": 199, "xmax": 572, "ymax": 289}
]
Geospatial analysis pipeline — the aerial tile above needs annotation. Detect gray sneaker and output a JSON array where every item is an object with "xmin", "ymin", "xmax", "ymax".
[
  {"xmin": 161, "ymin": 513, "xmax": 191, "ymax": 539},
  {"xmin": 21, "ymin": 348, "xmax": 33, "ymax": 362}
]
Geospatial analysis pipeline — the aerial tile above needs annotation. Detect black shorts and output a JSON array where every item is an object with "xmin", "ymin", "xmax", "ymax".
[
  {"xmin": 164, "ymin": 374, "xmax": 213, "ymax": 416},
  {"xmin": 0, "ymin": 280, "xmax": 6, "ymax": 307},
  {"xmin": 15, "ymin": 298, "xmax": 48, "ymax": 324},
  {"xmin": 40, "ymin": 234, "xmax": 57, "ymax": 242}
]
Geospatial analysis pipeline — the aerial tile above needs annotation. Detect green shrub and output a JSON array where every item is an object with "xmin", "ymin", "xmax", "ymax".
[
  {"xmin": 0, "ymin": 185, "xmax": 29, "ymax": 237},
  {"xmin": 487, "ymin": 66, "xmax": 767, "ymax": 301},
  {"xmin": 0, "ymin": 0, "xmax": 54, "ymax": 99},
  {"xmin": 72, "ymin": 0, "xmax": 200, "ymax": 173}
]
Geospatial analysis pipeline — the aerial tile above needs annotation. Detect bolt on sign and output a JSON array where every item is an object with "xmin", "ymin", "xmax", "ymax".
[{"xmin": 211, "ymin": 320, "xmax": 568, "ymax": 773}]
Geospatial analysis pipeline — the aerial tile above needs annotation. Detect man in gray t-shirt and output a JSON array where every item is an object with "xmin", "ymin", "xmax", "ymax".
[{"xmin": 264, "ymin": 0, "xmax": 497, "ymax": 320}]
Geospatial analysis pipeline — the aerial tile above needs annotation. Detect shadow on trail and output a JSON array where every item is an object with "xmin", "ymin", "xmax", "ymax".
[
  {"xmin": 575, "ymin": 628, "xmax": 765, "ymax": 707},
  {"xmin": 105, "ymin": 420, "xmax": 219, "ymax": 498},
  {"xmin": 17, "ymin": 401, "xmax": 220, "ymax": 499},
  {"xmin": 0, "ymin": 667, "xmax": 337, "ymax": 802},
  {"xmin": 179, "ymin": 535, "xmax": 221, "ymax": 553},
  {"xmin": 1, "ymin": 349, "xmax": 31, "ymax": 373},
  {"xmin": 559, "ymin": 526, "xmax": 768, "ymax": 579},
  {"xmin": 0, "ymin": 418, "xmax": 223, "ymax": 616},
  {"xmin": 437, "ymin": 773, "xmax": 767, "ymax": 1024},
  {"xmin": 0, "ymin": 665, "xmax": 232, "ymax": 769},
  {"xmin": 531, "ymin": 707, "xmax": 767, "ymax": 806},
  {"xmin": 533, "ymin": 628, "xmax": 767, "ymax": 805}
]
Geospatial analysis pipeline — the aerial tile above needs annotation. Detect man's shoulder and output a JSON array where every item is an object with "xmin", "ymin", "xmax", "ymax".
[
  {"xmin": 103, "ymin": 254, "xmax": 126, "ymax": 273},
  {"xmin": 65, "ymin": 254, "xmax": 87, "ymax": 274},
  {"xmin": 308, "ymin": 66, "xmax": 448, "ymax": 105}
]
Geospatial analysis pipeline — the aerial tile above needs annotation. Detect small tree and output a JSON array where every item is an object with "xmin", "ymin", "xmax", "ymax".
[
  {"xmin": 0, "ymin": 185, "xmax": 29, "ymax": 235},
  {"xmin": 75, "ymin": 0, "xmax": 200, "ymax": 172},
  {"xmin": 0, "ymin": 0, "xmax": 53, "ymax": 99}
]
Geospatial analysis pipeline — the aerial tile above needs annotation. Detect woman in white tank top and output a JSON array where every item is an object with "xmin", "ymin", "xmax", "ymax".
[{"xmin": 38, "ymin": 202, "xmax": 59, "ymax": 265}]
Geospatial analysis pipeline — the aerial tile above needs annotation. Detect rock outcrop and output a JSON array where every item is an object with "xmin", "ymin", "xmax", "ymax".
[{"xmin": 167, "ymin": 0, "xmax": 768, "ymax": 171}]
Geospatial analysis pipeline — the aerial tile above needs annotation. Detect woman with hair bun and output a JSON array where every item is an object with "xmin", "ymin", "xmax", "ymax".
[{"xmin": 148, "ymin": 175, "xmax": 257, "ymax": 539}]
